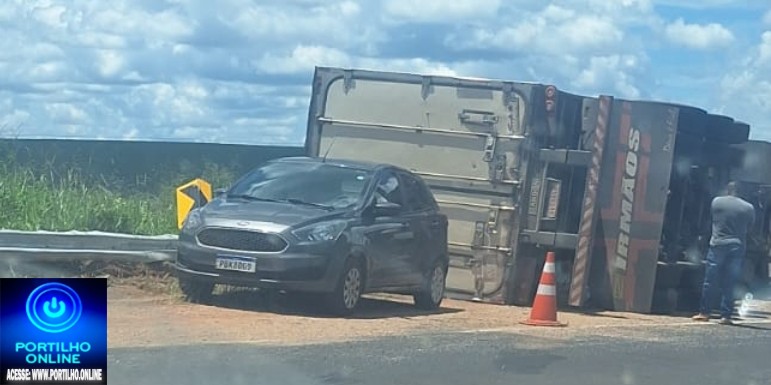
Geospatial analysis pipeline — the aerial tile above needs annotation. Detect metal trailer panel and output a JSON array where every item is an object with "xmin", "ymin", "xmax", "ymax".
[
  {"xmin": 731, "ymin": 140, "xmax": 771, "ymax": 288},
  {"xmin": 568, "ymin": 95, "xmax": 613, "ymax": 307},
  {"xmin": 733, "ymin": 140, "xmax": 771, "ymax": 185},
  {"xmin": 306, "ymin": 67, "xmax": 537, "ymax": 302},
  {"xmin": 589, "ymin": 100, "xmax": 679, "ymax": 313}
]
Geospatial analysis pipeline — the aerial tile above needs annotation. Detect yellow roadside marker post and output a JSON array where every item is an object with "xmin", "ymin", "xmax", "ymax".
[{"xmin": 175, "ymin": 178, "xmax": 213, "ymax": 230}]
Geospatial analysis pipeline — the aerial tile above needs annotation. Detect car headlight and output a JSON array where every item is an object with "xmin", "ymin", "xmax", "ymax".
[
  {"xmin": 292, "ymin": 220, "xmax": 347, "ymax": 242},
  {"xmin": 182, "ymin": 209, "xmax": 203, "ymax": 232}
]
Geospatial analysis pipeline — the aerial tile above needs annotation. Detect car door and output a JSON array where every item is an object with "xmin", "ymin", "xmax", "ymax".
[
  {"xmin": 417, "ymin": 176, "xmax": 447, "ymax": 269},
  {"xmin": 361, "ymin": 169, "xmax": 417, "ymax": 289},
  {"xmin": 397, "ymin": 171, "xmax": 441, "ymax": 286}
]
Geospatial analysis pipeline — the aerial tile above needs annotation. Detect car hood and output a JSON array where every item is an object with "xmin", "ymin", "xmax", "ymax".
[{"xmin": 201, "ymin": 197, "xmax": 347, "ymax": 228}]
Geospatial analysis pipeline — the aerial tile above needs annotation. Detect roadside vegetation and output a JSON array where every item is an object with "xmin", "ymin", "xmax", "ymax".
[
  {"xmin": 0, "ymin": 135, "xmax": 301, "ymax": 235},
  {"xmin": 0, "ymin": 159, "xmax": 237, "ymax": 236}
]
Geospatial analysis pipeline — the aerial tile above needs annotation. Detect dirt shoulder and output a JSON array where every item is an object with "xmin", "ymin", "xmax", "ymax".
[{"xmin": 107, "ymin": 284, "xmax": 714, "ymax": 349}]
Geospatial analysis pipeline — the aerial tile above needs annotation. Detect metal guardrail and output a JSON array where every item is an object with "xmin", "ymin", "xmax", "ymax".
[{"xmin": 0, "ymin": 230, "xmax": 178, "ymax": 263}]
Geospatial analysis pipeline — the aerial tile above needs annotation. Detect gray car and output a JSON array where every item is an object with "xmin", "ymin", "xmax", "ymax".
[{"xmin": 175, "ymin": 156, "xmax": 449, "ymax": 315}]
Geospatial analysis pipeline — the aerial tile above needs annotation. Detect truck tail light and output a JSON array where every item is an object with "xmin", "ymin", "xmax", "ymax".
[{"xmin": 545, "ymin": 85, "xmax": 557, "ymax": 114}]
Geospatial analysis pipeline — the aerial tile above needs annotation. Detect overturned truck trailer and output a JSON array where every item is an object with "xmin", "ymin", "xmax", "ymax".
[
  {"xmin": 305, "ymin": 66, "xmax": 753, "ymax": 313},
  {"xmin": 731, "ymin": 140, "xmax": 771, "ymax": 293}
]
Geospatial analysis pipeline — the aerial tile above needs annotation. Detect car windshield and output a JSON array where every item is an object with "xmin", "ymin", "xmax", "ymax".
[{"xmin": 227, "ymin": 161, "xmax": 373, "ymax": 209}]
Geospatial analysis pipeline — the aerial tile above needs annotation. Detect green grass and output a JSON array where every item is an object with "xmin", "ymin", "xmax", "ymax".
[
  {"xmin": 0, "ymin": 136, "xmax": 300, "ymax": 235},
  {"xmin": 0, "ymin": 165, "xmax": 177, "ymax": 235},
  {"xmin": 0, "ymin": 162, "xmax": 237, "ymax": 236}
]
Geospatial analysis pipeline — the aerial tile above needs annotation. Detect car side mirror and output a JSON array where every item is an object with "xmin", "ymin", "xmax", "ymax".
[
  {"xmin": 214, "ymin": 188, "xmax": 227, "ymax": 197},
  {"xmin": 372, "ymin": 201, "xmax": 401, "ymax": 217}
]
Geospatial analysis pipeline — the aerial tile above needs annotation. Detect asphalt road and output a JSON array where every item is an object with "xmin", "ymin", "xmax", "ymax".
[{"xmin": 108, "ymin": 321, "xmax": 771, "ymax": 385}]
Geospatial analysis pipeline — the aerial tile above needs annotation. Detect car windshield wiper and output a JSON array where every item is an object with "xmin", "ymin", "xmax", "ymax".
[
  {"xmin": 282, "ymin": 198, "xmax": 335, "ymax": 210},
  {"xmin": 227, "ymin": 194, "xmax": 334, "ymax": 210},
  {"xmin": 226, "ymin": 194, "xmax": 283, "ymax": 203}
]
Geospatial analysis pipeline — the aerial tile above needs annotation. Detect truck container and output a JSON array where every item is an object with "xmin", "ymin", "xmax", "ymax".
[
  {"xmin": 305, "ymin": 66, "xmax": 760, "ymax": 314},
  {"xmin": 731, "ymin": 140, "xmax": 771, "ymax": 293}
]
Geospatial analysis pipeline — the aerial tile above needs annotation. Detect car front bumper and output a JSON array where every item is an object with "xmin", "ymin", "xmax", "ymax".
[{"xmin": 174, "ymin": 237, "xmax": 348, "ymax": 293}]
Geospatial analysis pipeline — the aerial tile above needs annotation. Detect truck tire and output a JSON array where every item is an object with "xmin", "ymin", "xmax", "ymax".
[
  {"xmin": 325, "ymin": 258, "xmax": 364, "ymax": 316},
  {"xmin": 730, "ymin": 122, "xmax": 751, "ymax": 145},
  {"xmin": 178, "ymin": 276, "xmax": 214, "ymax": 304},
  {"xmin": 677, "ymin": 106, "xmax": 708, "ymax": 136},
  {"xmin": 736, "ymin": 260, "xmax": 757, "ymax": 299},
  {"xmin": 413, "ymin": 259, "xmax": 447, "ymax": 310},
  {"xmin": 650, "ymin": 288, "xmax": 679, "ymax": 315},
  {"xmin": 705, "ymin": 115, "xmax": 749, "ymax": 144}
]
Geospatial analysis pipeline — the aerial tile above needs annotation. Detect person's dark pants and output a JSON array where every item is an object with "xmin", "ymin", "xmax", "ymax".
[{"xmin": 699, "ymin": 243, "xmax": 745, "ymax": 319}]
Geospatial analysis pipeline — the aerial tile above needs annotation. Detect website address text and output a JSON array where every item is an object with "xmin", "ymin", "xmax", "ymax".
[{"xmin": 5, "ymin": 368, "xmax": 103, "ymax": 382}]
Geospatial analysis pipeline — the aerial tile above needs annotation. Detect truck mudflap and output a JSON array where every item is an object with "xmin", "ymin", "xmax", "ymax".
[
  {"xmin": 306, "ymin": 67, "xmax": 535, "ymax": 304},
  {"xmin": 588, "ymin": 100, "xmax": 679, "ymax": 312}
]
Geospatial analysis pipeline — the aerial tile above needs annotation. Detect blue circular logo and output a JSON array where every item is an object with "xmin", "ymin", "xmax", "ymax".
[{"xmin": 26, "ymin": 282, "xmax": 83, "ymax": 333}]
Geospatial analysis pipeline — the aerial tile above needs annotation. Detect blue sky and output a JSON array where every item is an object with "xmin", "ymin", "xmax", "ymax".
[{"xmin": 1, "ymin": 0, "xmax": 770, "ymax": 145}]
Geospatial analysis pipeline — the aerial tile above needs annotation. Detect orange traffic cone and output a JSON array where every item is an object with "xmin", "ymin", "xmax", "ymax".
[{"xmin": 521, "ymin": 251, "xmax": 566, "ymax": 327}]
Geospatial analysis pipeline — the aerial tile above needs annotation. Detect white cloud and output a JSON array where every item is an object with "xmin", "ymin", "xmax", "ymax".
[
  {"xmin": 45, "ymin": 103, "xmax": 89, "ymax": 124},
  {"xmin": 437, "ymin": 2, "xmax": 655, "ymax": 102},
  {"xmin": 720, "ymin": 31, "xmax": 771, "ymax": 140},
  {"xmin": 653, "ymin": 0, "xmax": 758, "ymax": 8},
  {"xmin": 32, "ymin": 4, "xmax": 66, "ymax": 28},
  {"xmin": 446, "ymin": 5, "xmax": 626, "ymax": 56},
  {"xmin": 573, "ymin": 55, "xmax": 642, "ymax": 98},
  {"xmin": 255, "ymin": 46, "xmax": 350, "ymax": 74},
  {"xmin": 759, "ymin": 31, "xmax": 771, "ymax": 65},
  {"xmin": 382, "ymin": 0, "xmax": 502, "ymax": 23},
  {"xmin": 225, "ymin": 1, "xmax": 383, "ymax": 52},
  {"xmin": 96, "ymin": 50, "xmax": 124, "ymax": 78},
  {"xmin": 0, "ymin": 110, "xmax": 31, "ymax": 133},
  {"xmin": 86, "ymin": 4, "xmax": 194, "ymax": 43},
  {"xmin": 254, "ymin": 45, "xmax": 457, "ymax": 77},
  {"xmin": 664, "ymin": 18, "xmax": 735, "ymax": 50},
  {"xmin": 0, "ymin": 0, "xmax": 767, "ymax": 145}
]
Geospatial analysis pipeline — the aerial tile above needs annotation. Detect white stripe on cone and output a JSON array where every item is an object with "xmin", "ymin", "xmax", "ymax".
[
  {"xmin": 536, "ymin": 284, "xmax": 557, "ymax": 296},
  {"xmin": 543, "ymin": 262, "xmax": 556, "ymax": 273}
]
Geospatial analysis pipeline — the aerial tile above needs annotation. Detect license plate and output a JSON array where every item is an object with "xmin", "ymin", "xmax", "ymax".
[{"xmin": 215, "ymin": 256, "xmax": 257, "ymax": 273}]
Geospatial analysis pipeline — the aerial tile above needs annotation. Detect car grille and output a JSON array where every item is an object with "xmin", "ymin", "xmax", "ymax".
[{"xmin": 196, "ymin": 228, "xmax": 288, "ymax": 252}]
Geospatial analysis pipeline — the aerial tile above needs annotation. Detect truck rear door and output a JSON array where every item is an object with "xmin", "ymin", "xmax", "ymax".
[{"xmin": 306, "ymin": 67, "xmax": 530, "ymax": 301}]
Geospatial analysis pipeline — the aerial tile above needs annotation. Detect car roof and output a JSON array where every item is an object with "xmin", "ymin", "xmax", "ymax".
[{"xmin": 270, "ymin": 156, "xmax": 408, "ymax": 173}]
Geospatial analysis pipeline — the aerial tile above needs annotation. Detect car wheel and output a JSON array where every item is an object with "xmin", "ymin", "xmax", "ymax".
[
  {"xmin": 326, "ymin": 258, "xmax": 364, "ymax": 316},
  {"xmin": 413, "ymin": 260, "xmax": 447, "ymax": 310},
  {"xmin": 178, "ymin": 276, "xmax": 214, "ymax": 304}
]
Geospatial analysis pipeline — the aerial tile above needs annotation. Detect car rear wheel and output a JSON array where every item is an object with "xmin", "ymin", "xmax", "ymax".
[
  {"xmin": 178, "ymin": 276, "xmax": 214, "ymax": 304},
  {"xmin": 326, "ymin": 258, "xmax": 364, "ymax": 316},
  {"xmin": 414, "ymin": 260, "xmax": 447, "ymax": 310}
]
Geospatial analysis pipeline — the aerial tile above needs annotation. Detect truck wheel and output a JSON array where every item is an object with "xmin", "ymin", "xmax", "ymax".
[
  {"xmin": 326, "ymin": 258, "xmax": 364, "ymax": 316},
  {"xmin": 178, "ymin": 276, "xmax": 214, "ymax": 304},
  {"xmin": 650, "ymin": 288, "xmax": 678, "ymax": 315},
  {"xmin": 413, "ymin": 260, "xmax": 447, "ymax": 310},
  {"xmin": 705, "ymin": 115, "xmax": 749, "ymax": 144}
]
